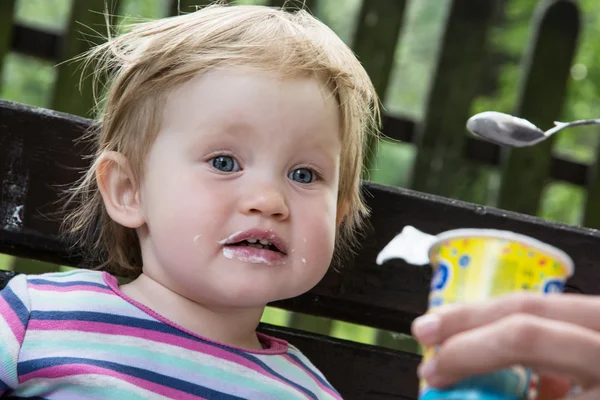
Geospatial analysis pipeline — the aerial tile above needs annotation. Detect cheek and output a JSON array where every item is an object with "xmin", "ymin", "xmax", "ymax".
[
  {"xmin": 297, "ymin": 193, "xmax": 338, "ymax": 264},
  {"xmin": 142, "ymin": 172, "xmax": 233, "ymax": 253}
]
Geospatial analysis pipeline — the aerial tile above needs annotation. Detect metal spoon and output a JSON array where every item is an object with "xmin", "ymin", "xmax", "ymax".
[{"xmin": 466, "ymin": 111, "xmax": 600, "ymax": 147}]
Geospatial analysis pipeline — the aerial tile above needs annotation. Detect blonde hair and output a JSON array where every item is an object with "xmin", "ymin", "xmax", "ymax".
[{"xmin": 62, "ymin": 3, "xmax": 380, "ymax": 277}]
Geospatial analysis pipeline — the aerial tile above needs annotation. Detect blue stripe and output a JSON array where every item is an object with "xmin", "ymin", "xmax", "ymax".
[
  {"xmin": 18, "ymin": 357, "xmax": 246, "ymax": 399},
  {"xmin": 27, "ymin": 279, "xmax": 108, "ymax": 289},
  {"xmin": 30, "ymin": 311, "xmax": 194, "ymax": 338},
  {"xmin": 0, "ymin": 378, "xmax": 11, "ymax": 392},
  {"xmin": 2, "ymin": 286, "xmax": 29, "ymax": 328},
  {"xmin": 288, "ymin": 353, "xmax": 339, "ymax": 394}
]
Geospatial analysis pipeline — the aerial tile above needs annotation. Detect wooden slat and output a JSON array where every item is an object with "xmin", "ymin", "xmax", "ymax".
[
  {"xmin": 410, "ymin": 0, "xmax": 499, "ymax": 198},
  {"xmin": 0, "ymin": 102, "xmax": 90, "ymax": 259},
  {"xmin": 2, "ymin": 100, "xmax": 600, "ymax": 336},
  {"xmin": 464, "ymin": 137, "xmax": 501, "ymax": 166},
  {"xmin": 0, "ymin": 270, "xmax": 420, "ymax": 400},
  {"xmin": 551, "ymin": 155, "xmax": 588, "ymax": 187},
  {"xmin": 10, "ymin": 24, "xmax": 61, "ymax": 61},
  {"xmin": 381, "ymin": 113, "xmax": 415, "ymax": 143},
  {"xmin": 497, "ymin": 0, "xmax": 580, "ymax": 214}
]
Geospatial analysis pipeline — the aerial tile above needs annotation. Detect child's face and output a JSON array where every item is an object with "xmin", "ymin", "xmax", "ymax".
[{"xmin": 136, "ymin": 68, "xmax": 342, "ymax": 308}]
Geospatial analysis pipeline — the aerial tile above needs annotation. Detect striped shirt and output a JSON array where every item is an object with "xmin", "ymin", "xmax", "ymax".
[{"xmin": 0, "ymin": 269, "xmax": 342, "ymax": 399}]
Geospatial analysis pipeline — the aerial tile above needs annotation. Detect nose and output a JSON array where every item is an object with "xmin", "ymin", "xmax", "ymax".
[{"xmin": 239, "ymin": 180, "xmax": 290, "ymax": 221}]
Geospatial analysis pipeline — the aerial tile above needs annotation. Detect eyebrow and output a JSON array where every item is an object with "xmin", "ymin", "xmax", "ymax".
[{"xmin": 205, "ymin": 120, "xmax": 259, "ymax": 137}]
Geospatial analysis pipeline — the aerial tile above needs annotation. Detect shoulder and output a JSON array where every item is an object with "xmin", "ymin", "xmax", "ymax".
[
  {"xmin": 285, "ymin": 343, "xmax": 341, "ymax": 398},
  {"xmin": 256, "ymin": 332, "xmax": 333, "ymax": 385},
  {"xmin": 0, "ymin": 273, "xmax": 32, "ymax": 324},
  {"xmin": 0, "ymin": 273, "xmax": 33, "ymax": 349},
  {"xmin": 285, "ymin": 343, "xmax": 328, "ymax": 378},
  {"xmin": 25, "ymin": 268, "xmax": 109, "ymax": 288},
  {"xmin": 18, "ymin": 269, "xmax": 116, "ymax": 310}
]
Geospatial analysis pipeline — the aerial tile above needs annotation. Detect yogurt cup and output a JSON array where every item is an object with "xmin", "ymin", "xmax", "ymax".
[{"xmin": 377, "ymin": 226, "xmax": 574, "ymax": 400}]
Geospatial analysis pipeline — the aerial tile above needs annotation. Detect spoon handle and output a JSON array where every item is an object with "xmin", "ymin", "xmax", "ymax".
[{"xmin": 545, "ymin": 119, "xmax": 600, "ymax": 137}]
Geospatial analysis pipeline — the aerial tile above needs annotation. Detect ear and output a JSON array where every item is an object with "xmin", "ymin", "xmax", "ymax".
[
  {"xmin": 336, "ymin": 200, "xmax": 350, "ymax": 227},
  {"xmin": 96, "ymin": 151, "xmax": 145, "ymax": 229}
]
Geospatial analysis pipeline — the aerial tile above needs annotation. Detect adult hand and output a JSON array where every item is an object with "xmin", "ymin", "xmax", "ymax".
[{"xmin": 411, "ymin": 293, "xmax": 600, "ymax": 399}]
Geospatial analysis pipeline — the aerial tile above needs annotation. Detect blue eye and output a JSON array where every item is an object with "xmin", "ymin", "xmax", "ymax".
[
  {"xmin": 289, "ymin": 168, "xmax": 315, "ymax": 183},
  {"xmin": 211, "ymin": 156, "xmax": 239, "ymax": 172}
]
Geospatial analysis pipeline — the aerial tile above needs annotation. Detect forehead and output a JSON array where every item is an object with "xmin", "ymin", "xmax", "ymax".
[{"xmin": 160, "ymin": 68, "xmax": 342, "ymax": 147}]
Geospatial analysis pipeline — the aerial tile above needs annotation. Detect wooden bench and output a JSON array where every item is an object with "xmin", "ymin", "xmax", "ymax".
[{"xmin": 2, "ymin": 99, "xmax": 600, "ymax": 399}]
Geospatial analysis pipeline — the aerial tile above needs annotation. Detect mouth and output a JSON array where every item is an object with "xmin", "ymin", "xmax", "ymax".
[
  {"xmin": 228, "ymin": 239, "xmax": 281, "ymax": 252},
  {"xmin": 219, "ymin": 229, "xmax": 288, "ymax": 265}
]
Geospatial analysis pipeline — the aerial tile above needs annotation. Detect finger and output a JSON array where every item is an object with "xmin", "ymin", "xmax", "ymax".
[
  {"xmin": 420, "ymin": 314, "xmax": 600, "ymax": 388},
  {"xmin": 412, "ymin": 293, "xmax": 600, "ymax": 345}
]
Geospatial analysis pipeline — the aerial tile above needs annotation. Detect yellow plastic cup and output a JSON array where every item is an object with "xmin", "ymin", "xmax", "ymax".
[{"xmin": 419, "ymin": 228, "xmax": 574, "ymax": 400}]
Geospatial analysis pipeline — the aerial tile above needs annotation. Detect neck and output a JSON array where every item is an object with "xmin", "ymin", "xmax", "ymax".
[{"xmin": 119, "ymin": 273, "xmax": 265, "ymax": 350}]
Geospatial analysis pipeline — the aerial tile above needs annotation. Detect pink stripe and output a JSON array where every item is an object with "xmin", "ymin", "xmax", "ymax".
[
  {"xmin": 20, "ymin": 364, "xmax": 206, "ymax": 400},
  {"xmin": 29, "ymin": 283, "xmax": 113, "ymax": 295},
  {"xmin": 27, "ymin": 320, "xmax": 287, "ymax": 384},
  {"xmin": 283, "ymin": 354, "xmax": 342, "ymax": 399},
  {"xmin": 0, "ymin": 295, "xmax": 25, "ymax": 344}
]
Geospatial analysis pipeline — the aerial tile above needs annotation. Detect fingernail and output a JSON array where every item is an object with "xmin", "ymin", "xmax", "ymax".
[
  {"xmin": 412, "ymin": 313, "xmax": 440, "ymax": 342},
  {"xmin": 418, "ymin": 358, "xmax": 437, "ymax": 380}
]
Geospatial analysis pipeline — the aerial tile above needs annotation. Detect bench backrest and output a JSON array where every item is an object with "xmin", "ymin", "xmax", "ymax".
[{"xmin": 2, "ymin": 99, "xmax": 600, "ymax": 399}]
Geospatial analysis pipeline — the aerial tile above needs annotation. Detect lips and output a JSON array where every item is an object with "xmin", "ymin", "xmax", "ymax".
[
  {"xmin": 219, "ymin": 229, "xmax": 287, "ymax": 254},
  {"xmin": 219, "ymin": 229, "xmax": 288, "ymax": 265}
]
